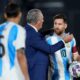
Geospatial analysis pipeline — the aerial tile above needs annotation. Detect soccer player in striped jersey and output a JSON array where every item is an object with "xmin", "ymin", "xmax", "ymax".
[
  {"xmin": 0, "ymin": 3, "xmax": 29, "ymax": 80},
  {"xmin": 46, "ymin": 14, "xmax": 80, "ymax": 80}
]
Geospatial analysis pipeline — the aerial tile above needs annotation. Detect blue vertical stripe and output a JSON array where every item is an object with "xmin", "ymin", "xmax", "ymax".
[
  {"xmin": 64, "ymin": 36, "xmax": 74, "ymax": 80},
  {"xmin": 8, "ymin": 25, "xmax": 18, "ymax": 69},
  {"xmin": 0, "ymin": 22, "xmax": 8, "ymax": 76},
  {"xmin": 52, "ymin": 54, "xmax": 59, "ymax": 80},
  {"xmin": 69, "ymin": 40, "xmax": 74, "ymax": 64},
  {"xmin": 58, "ymin": 36, "xmax": 71, "ymax": 80},
  {"xmin": 46, "ymin": 37, "xmax": 59, "ymax": 80},
  {"xmin": 70, "ymin": 39, "xmax": 74, "ymax": 62},
  {"xmin": 60, "ymin": 48, "xmax": 70, "ymax": 80}
]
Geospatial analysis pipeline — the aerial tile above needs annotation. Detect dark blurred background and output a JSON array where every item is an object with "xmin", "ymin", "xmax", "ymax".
[{"xmin": 0, "ymin": 0, "xmax": 80, "ymax": 49}]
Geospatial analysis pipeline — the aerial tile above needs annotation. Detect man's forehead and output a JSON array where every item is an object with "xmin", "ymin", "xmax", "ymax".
[{"xmin": 54, "ymin": 19, "xmax": 65, "ymax": 23}]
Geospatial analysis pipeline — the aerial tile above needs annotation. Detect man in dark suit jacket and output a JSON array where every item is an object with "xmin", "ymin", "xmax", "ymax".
[{"xmin": 25, "ymin": 9, "xmax": 73, "ymax": 80}]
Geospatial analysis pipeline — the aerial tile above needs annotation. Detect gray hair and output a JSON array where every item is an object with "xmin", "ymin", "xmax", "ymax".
[{"xmin": 27, "ymin": 9, "xmax": 42, "ymax": 24}]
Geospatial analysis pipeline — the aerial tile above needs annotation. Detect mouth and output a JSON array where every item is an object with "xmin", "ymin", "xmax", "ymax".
[{"xmin": 54, "ymin": 28, "xmax": 60, "ymax": 31}]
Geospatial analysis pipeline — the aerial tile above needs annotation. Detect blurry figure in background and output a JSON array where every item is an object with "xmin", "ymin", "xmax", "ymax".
[
  {"xmin": 0, "ymin": 0, "xmax": 8, "ymax": 13},
  {"xmin": 0, "ymin": 3, "xmax": 29, "ymax": 80},
  {"xmin": 0, "ymin": 0, "xmax": 8, "ymax": 24},
  {"xmin": 45, "ymin": 14, "xmax": 80, "ymax": 80}
]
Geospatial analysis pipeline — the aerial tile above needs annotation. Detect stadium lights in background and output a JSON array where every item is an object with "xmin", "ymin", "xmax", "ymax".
[{"xmin": 35, "ymin": 2, "xmax": 64, "ymax": 8}]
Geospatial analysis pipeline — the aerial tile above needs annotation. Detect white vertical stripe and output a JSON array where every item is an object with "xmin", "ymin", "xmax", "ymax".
[{"xmin": 65, "ymin": 42, "xmax": 72, "ymax": 64}]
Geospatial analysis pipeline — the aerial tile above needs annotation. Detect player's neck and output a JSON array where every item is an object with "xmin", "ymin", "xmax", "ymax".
[
  {"xmin": 54, "ymin": 32, "xmax": 65, "ymax": 37},
  {"xmin": 7, "ymin": 18, "xmax": 19, "ymax": 24},
  {"xmin": 59, "ymin": 33, "xmax": 66, "ymax": 39}
]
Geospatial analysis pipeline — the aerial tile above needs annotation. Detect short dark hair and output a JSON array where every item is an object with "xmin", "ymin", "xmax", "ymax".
[
  {"xmin": 4, "ymin": 3, "xmax": 21, "ymax": 18},
  {"xmin": 53, "ymin": 14, "xmax": 67, "ymax": 23}
]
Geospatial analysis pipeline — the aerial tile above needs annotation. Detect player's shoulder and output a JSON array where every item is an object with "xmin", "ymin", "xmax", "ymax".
[
  {"xmin": 69, "ymin": 36, "xmax": 76, "ymax": 46},
  {"xmin": 10, "ymin": 22, "xmax": 25, "ymax": 32},
  {"xmin": 15, "ymin": 23, "xmax": 24, "ymax": 30},
  {"xmin": 0, "ymin": 22, "xmax": 8, "ymax": 27},
  {"xmin": 45, "ymin": 34, "xmax": 59, "ymax": 44},
  {"xmin": 46, "ymin": 33, "xmax": 57, "ymax": 39},
  {"xmin": 71, "ymin": 36, "xmax": 76, "ymax": 42},
  {"xmin": 46, "ymin": 34, "xmax": 54, "ymax": 41}
]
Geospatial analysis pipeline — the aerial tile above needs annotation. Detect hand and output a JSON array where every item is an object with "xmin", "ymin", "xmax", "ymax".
[{"xmin": 63, "ymin": 34, "xmax": 73, "ymax": 43}]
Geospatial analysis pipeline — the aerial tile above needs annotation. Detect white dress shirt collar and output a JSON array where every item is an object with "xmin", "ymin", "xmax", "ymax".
[{"xmin": 28, "ymin": 23, "xmax": 38, "ymax": 32}]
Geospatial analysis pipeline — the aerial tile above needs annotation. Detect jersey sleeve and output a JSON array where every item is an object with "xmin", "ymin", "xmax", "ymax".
[{"xmin": 14, "ymin": 26, "xmax": 26, "ymax": 50}]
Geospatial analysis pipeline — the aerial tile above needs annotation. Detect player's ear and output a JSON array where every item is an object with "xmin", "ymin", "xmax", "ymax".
[
  {"xmin": 4, "ymin": 13, "xmax": 7, "ymax": 19},
  {"xmin": 37, "ymin": 20, "xmax": 41, "ymax": 26},
  {"xmin": 18, "ymin": 12, "xmax": 22, "ymax": 18},
  {"xmin": 65, "ymin": 23, "xmax": 67, "ymax": 29}
]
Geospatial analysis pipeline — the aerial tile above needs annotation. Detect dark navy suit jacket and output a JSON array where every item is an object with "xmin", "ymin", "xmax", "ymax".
[{"xmin": 25, "ymin": 24, "xmax": 65, "ymax": 80}]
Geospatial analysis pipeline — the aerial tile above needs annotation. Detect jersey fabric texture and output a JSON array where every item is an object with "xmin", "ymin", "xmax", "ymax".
[
  {"xmin": 0, "ymin": 21, "xmax": 25, "ymax": 80},
  {"xmin": 46, "ymin": 33, "xmax": 77, "ymax": 80}
]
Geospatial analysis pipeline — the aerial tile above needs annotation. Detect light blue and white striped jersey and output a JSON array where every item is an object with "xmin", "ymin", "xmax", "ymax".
[
  {"xmin": 0, "ymin": 21, "xmax": 26, "ymax": 80},
  {"xmin": 46, "ymin": 33, "xmax": 77, "ymax": 80}
]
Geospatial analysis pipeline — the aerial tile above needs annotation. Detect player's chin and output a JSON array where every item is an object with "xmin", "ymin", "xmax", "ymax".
[
  {"xmin": 55, "ymin": 31, "xmax": 62, "ymax": 35},
  {"xmin": 54, "ymin": 29, "xmax": 60, "ymax": 32}
]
